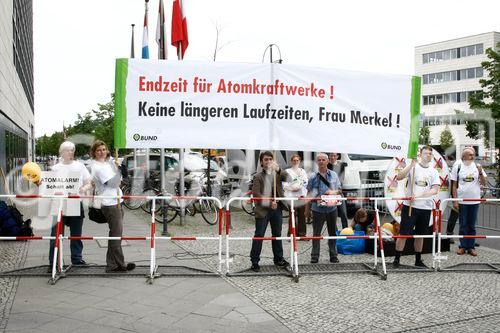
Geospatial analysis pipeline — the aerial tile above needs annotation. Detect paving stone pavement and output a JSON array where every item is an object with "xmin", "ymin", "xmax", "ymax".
[
  {"xmin": 1, "ymin": 205, "xmax": 499, "ymax": 332},
  {"xmin": 0, "ymin": 241, "xmax": 28, "ymax": 331},
  {"xmin": 175, "ymin": 208, "xmax": 500, "ymax": 333}
]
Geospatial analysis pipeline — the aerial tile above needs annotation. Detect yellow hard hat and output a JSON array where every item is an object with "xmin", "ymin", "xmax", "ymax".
[
  {"xmin": 382, "ymin": 223, "xmax": 394, "ymax": 234},
  {"xmin": 22, "ymin": 162, "xmax": 41, "ymax": 183},
  {"xmin": 340, "ymin": 227, "xmax": 354, "ymax": 235}
]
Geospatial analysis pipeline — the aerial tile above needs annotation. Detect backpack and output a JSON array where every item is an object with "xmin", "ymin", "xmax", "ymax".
[{"xmin": 0, "ymin": 201, "xmax": 33, "ymax": 237}]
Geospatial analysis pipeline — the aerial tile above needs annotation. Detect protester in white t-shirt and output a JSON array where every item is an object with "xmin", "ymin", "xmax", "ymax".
[
  {"xmin": 283, "ymin": 154, "xmax": 308, "ymax": 238},
  {"xmin": 90, "ymin": 140, "xmax": 135, "ymax": 272},
  {"xmin": 451, "ymin": 147, "xmax": 487, "ymax": 257},
  {"xmin": 392, "ymin": 146, "xmax": 440, "ymax": 268},
  {"xmin": 48, "ymin": 141, "xmax": 92, "ymax": 270}
]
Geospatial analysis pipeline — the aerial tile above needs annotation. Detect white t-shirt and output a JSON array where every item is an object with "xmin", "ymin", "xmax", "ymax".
[
  {"xmin": 51, "ymin": 160, "xmax": 91, "ymax": 188},
  {"xmin": 91, "ymin": 160, "xmax": 123, "ymax": 206},
  {"xmin": 450, "ymin": 162, "xmax": 486, "ymax": 205},
  {"xmin": 283, "ymin": 167, "xmax": 308, "ymax": 198},
  {"xmin": 404, "ymin": 163, "xmax": 440, "ymax": 210}
]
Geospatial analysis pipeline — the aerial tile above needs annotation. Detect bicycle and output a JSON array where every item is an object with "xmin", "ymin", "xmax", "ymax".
[{"xmin": 148, "ymin": 172, "xmax": 219, "ymax": 225}]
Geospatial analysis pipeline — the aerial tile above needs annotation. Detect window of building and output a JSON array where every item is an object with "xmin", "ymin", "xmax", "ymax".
[
  {"xmin": 476, "ymin": 44, "xmax": 483, "ymax": 54},
  {"xmin": 436, "ymin": 94, "xmax": 444, "ymax": 104},
  {"xmin": 424, "ymin": 43, "xmax": 484, "ymax": 64},
  {"xmin": 476, "ymin": 67, "xmax": 483, "ymax": 78},
  {"xmin": 12, "ymin": 0, "xmax": 34, "ymax": 112},
  {"xmin": 4, "ymin": 130, "xmax": 28, "ymax": 174}
]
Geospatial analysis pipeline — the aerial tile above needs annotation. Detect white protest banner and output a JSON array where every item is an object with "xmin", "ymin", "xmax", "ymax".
[
  {"xmin": 38, "ymin": 171, "xmax": 81, "ymax": 216},
  {"xmin": 115, "ymin": 59, "xmax": 420, "ymax": 157}
]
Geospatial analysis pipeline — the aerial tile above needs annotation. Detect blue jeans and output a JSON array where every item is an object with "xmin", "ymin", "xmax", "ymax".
[
  {"xmin": 49, "ymin": 205, "xmax": 84, "ymax": 265},
  {"xmin": 250, "ymin": 209, "xmax": 284, "ymax": 265},
  {"xmin": 458, "ymin": 204, "xmax": 479, "ymax": 250}
]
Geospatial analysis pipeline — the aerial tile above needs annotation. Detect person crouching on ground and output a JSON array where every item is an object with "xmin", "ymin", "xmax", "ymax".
[
  {"xmin": 308, "ymin": 153, "xmax": 342, "ymax": 264},
  {"xmin": 90, "ymin": 140, "xmax": 135, "ymax": 272},
  {"xmin": 249, "ymin": 151, "xmax": 290, "ymax": 272},
  {"xmin": 351, "ymin": 208, "xmax": 373, "ymax": 234},
  {"xmin": 392, "ymin": 146, "xmax": 440, "ymax": 268}
]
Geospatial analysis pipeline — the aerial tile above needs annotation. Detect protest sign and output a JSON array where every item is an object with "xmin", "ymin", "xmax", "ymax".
[
  {"xmin": 115, "ymin": 59, "xmax": 420, "ymax": 157},
  {"xmin": 38, "ymin": 171, "xmax": 81, "ymax": 216}
]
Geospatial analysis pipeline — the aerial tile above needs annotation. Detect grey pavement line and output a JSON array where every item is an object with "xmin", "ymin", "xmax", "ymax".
[
  {"xmin": 393, "ymin": 311, "xmax": 500, "ymax": 333},
  {"xmin": 172, "ymin": 240, "xmax": 293, "ymax": 332}
]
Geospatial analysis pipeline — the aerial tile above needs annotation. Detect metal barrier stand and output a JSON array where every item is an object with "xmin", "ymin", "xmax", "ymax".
[{"xmin": 435, "ymin": 198, "xmax": 500, "ymax": 271}]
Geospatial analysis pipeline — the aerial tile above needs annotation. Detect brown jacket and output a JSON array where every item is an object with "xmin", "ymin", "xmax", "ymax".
[{"xmin": 252, "ymin": 169, "xmax": 289, "ymax": 218}]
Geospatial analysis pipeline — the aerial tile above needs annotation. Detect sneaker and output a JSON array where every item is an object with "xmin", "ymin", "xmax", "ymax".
[
  {"xmin": 456, "ymin": 248, "xmax": 466, "ymax": 255},
  {"xmin": 275, "ymin": 260, "xmax": 289, "ymax": 268},
  {"xmin": 468, "ymin": 249, "xmax": 478, "ymax": 257},
  {"xmin": 72, "ymin": 260, "xmax": 88, "ymax": 266},
  {"xmin": 126, "ymin": 263, "xmax": 136, "ymax": 271},
  {"xmin": 250, "ymin": 263, "xmax": 260, "ymax": 272},
  {"xmin": 310, "ymin": 258, "xmax": 319, "ymax": 264},
  {"xmin": 392, "ymin": 258, "xmax": 400, "ymax": 268},
  {"xmin": 330, "ymin": 256, "xmax": 339, "ymax": 263},
  {"xmin": 415, "ymin": 260, "xmax": 428, "ymax": 268},
  {"xmin": 449, "ymin": 239, "xmax": 455, "ymax": 244}
]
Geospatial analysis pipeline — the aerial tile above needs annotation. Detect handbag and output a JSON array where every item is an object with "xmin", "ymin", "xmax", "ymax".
[
  {"xmin": 88, "ymin": 206, "xmax": 107, "ymax": 224},
  {"xmin": 88, "ymin": 187, "xmax": 107, "ymax": 224}
]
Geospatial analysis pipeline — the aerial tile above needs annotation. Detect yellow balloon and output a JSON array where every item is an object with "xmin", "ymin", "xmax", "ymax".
[
  {"xmin": 22, "ymin": 162, "xmax": 41, "ymax": 183},
  {"xmin": 340, "ymin": 227, "xmax": 354, "ymax": 235},
  {"xmin": 382, "ymin": 223, "xmax": 394, "ymax": 234}
]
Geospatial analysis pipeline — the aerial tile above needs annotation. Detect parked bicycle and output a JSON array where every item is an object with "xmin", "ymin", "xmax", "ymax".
[{"xmin": 145, "ymin": 171, "xmax": 220, "ymax": 225}]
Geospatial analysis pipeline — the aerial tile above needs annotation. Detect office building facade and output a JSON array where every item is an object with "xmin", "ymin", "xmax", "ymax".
[
  {"xmin": 0, "ymin": 0, "xmax": 34, "ymax": 190},
  {"xmin": 415, "ymin": 31, "xmax": 500, "ymax": 158}
]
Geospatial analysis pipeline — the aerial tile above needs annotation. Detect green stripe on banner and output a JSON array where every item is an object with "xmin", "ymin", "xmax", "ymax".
[
  {"xmin": 407, "ymin": 76, "xmax": 421, "ymax": 158},
  {"xmin": 114, "ymin": 58, "xmax": 128, "ymax": 148}
]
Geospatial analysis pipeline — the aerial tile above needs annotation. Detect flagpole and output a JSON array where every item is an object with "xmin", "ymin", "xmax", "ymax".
[
  {"xmin": 130, "ymin": 24, "xmax": 135, "ymax": 58},
  {"xmin": 172, "ymin": 0, "xmax": 188, "ymax": 224}
]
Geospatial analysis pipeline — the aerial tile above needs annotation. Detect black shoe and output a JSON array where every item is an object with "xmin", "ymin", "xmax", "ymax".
[
  {"xmin": 392, "ymin": 258, "xmax": 400, "ymax": 268},
  {"xmin": 250, "ymin": 263, "xmax": 260, "ymax": 272},
  {"xmin": 330, "ymin": 256, "xmax": 339, "ymax": 263},
  {"xmin": 106, "ymin": 266, "xmax": 127, "ymax": 273},
  {"xmin": 72, "ymin": 260, "xmax": 88, "ymax": 266},
  {"xmin": 275, "ymin": 260, "xmax": 289, "ymax": 268},
  {"xmin": 415, "ymin": 260, "xmax": 428, "ymax": 268},
  {"xmin": 126, "ymin": 263, "xmax": 136, "ymax": 271},
  {"xmin": 306, "ymin": 218, "xmax": 312, "ymax": 225},
  {"xmin": 449, "ymin": 239, "xmax": 455, "ymax": 244},
  {"xmin": 310, "ymin": 258, "xmax": 318, "ymax": 264}
]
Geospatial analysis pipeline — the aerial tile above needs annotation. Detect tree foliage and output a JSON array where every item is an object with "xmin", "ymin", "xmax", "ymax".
[
  {"xmin": 419, "ymin": 126, "xmax": 430, "ymax": 145},
  {"xmin": 468, "ymin": 42, "xmax": 500, "ymax": 148},
  {"xmin": 439, "ymin": 125, "xmax": 454, "ymax": 151}
]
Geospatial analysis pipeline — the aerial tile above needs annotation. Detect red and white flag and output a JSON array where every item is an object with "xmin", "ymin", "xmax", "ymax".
[
  {"xmin": 171, "ymin": 0, "xmax": 188, "ymax": 58},
  {"xmin": 156, "ymin": 0, "xmax": 167, "ymax": 59}
]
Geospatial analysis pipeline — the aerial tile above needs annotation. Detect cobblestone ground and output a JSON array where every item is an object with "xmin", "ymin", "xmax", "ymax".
[
  {"xmin": 157, "ymin": 208, "xmax": 500, "ymax": 333},
  {"xmin": 0, "ymin": 241, "xmax": 28, "ymax": 331}
]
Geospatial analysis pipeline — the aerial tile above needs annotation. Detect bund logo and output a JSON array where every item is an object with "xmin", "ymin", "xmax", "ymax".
[
  {"xmin": 133, "ymin": 134, "xmax": 157, "ymax": 141},
  {"xmin": 381, "ymin": 142, "xmax": 401, "ymax": 151}
]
